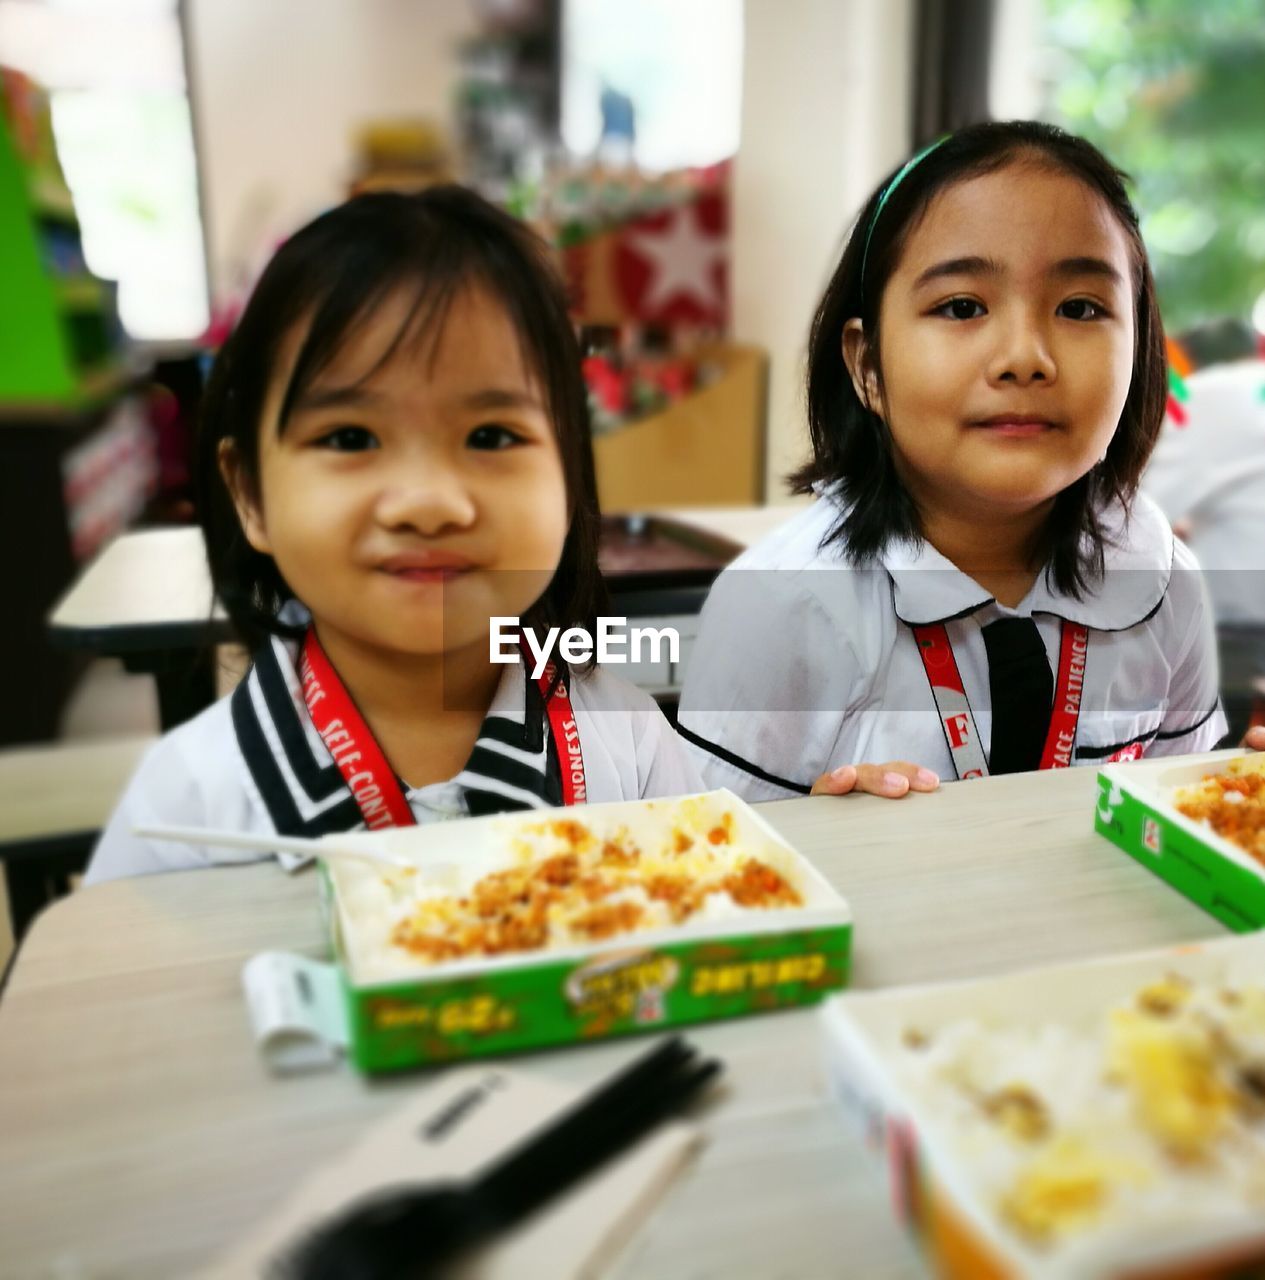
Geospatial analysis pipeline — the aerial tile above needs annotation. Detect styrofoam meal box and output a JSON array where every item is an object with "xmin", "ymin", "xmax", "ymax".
[
  {"xmin": 821, "ymin": 933, "xmax": 1265, "ymax": 1280},
  {"xmin": 315, "ymin": 789, "xmax": 852, "ymax": 1072},
  {"xmin": 1095, "ymin": 749, "xmax": 1265, "ymax": 931}
]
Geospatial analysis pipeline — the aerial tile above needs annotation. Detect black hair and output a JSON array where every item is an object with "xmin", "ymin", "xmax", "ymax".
[
  {"xmin": 793, "ymin": 120, "xmax": 1168, "ymax": 597},
  {"xmin": 195, "ymin": 185, "xmax": 608, "ymax": 653}
]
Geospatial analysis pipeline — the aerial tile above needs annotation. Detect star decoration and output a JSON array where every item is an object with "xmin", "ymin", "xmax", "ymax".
[{"xmin": 626, "ymin": 203, "xmax": 727, "ymax": 316}]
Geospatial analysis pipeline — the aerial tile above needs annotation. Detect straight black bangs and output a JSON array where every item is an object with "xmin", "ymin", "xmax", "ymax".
[{"xmin": 273, "ymin": 209, "xmax": 560, "ymax": 440}]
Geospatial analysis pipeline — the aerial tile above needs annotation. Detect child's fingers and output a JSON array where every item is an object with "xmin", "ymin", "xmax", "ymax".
[
  {"xmin": 854, "ymin": 761, "xmax": 940, "ymax": 798},
  {"xmin": 1244, "ymin": 726, "xmax": 1265, "ymax": 752},
  {"xmin": 811, "ymin": 761, "xmax": 940, "ymax": 798},
  {"xmin": 810, "ymin": 764, "xmax": 859, "ymax": 796},
  {"xmin": 902, "ymin": 763, "xmax": 941, "ymax": 792},
  {"xmin": 853, "ymin": 764, "xmax": 909, "ymax": 797}
]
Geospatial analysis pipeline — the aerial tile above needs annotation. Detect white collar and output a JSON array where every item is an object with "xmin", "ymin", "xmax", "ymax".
[
  {"xmin": 880, "ymin": 534, "xmax": 992, "ymax": 625},
  {"xmin": 875, "ymin": 494, "xmax": 1174, "ymax": 631},
  {"xmin": 1025, "ymin": 494, "xmax": 1174, "ymax": 631}
]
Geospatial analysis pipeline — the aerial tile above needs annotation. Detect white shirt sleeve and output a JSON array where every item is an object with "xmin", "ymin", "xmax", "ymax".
[
  {"xmin": 677, "ymin": 569, "xmax": 859, "ymax": 801},
  {"xmin": 635, "ymin": 712, "xmax": 705, "ymax": 799},
  {"xmin": 84, "ymin": 707, "xmax": 267, "ymax": 884},
  {"xmin": 570, "ymin": 667, "xmax": 704, "ymax": 803},
  {"xmin": 1149, "ymin": 542, "xmax": 1229, "ymax": 757}
]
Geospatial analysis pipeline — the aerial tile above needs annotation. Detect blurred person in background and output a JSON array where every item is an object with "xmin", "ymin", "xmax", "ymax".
[{"xmin": 1142, "ymin": 318, "xmax": 1265, "ymax": 738}]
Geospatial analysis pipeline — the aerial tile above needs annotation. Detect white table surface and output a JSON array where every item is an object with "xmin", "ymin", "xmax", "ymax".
[
  {"xmin": 0, "ymin": 763, "xmax": 1228, "ymax": 1278},
  {"xmin": 48, "ymin": 524, "xmax": 223, "ymax": 634}
]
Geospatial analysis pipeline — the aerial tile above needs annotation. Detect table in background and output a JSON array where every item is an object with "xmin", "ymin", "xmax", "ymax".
[
  {"xmin": 0, "ymin": 762, "xmax": 1227, "ymax": 1279},
  {"xmin": 0, "ymin": 735, "xmax": 152, "ymax": 943},
  {"xmin": 46, "ymin": 524, "xmax": 234, "ymax": 729}
]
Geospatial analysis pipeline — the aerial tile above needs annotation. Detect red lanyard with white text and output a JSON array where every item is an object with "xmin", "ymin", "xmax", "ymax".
[
  {"xmin": 534, "ymin": 654, "xmax": 587, "ymax": 805},
  {"xmin": 298, "ymin": 629, "xmax": 586, "ymax": 828},
  {"xmin": 912, "ymin": 619, "xmax": 1088, "ymax": 780}
]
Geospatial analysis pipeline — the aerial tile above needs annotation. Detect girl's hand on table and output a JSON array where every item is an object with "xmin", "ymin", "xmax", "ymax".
[
  {"xmin": 810, "ymin": 761, "xmax": 940, "ymax": 799},
  {"xmin": 1244, "ymin": 726, "xmax": 1265, "ymax": 752}
]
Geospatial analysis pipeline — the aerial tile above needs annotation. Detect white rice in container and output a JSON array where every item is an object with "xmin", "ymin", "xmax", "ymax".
[
  {"xmin": 892, "ymin": 971, "xmax": 1265, "ymax": 1265},
  {"xmin": 332, "ymin": 802, "xmax": 805, "ymax": 983}
]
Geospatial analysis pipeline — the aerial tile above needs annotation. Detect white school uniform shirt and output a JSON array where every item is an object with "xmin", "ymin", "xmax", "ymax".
[
  {"xmin": 676, "ymin": 491, "xmax": 1227, "ymax": 801},
  {"xmin": 1141, "ymin": 359, "xmax": 1265, "ymax": 625},
  {"xmin": 86, "ymin": 636, "xmax": 702, "ymax": 884}
]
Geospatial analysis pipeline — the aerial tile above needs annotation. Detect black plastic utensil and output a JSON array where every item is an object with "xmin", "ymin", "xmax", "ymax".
[{"xmin": 270, "ymin": 1035, "xmax": 722, "ymax": 1280}]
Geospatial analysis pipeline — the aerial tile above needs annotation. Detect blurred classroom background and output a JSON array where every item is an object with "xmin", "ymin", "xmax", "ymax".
[{"xmin": 1, "ymin": 0, "xmax": 1262, "ymax": 956}]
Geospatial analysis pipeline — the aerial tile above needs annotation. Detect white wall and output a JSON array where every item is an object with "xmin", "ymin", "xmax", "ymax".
[
  {"xmin": 185, "ymin": 0, "xmax": 475, "ymax": 301},
  {"xmin": 186, "ymin": 0, "xmax": 915, "ymax": 500},
  {"xmin": 989, "ymin": 0, "xmax": 1042, "ymax": 120},
  {"xmin": 732, "ymin": 0, "xmax": 913, "ymax": 500}
]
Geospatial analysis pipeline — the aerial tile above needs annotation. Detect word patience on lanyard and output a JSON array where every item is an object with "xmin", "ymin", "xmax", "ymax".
[
  {"xmin": 299, "ymin": 628, "xmax": 587, "ymax": 829},
  {"xmin": 913, "ymin": 619, "xmax": 1089, "ymax": 780}
]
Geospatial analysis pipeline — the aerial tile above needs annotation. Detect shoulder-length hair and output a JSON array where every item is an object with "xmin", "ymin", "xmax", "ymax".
[
  {"xmin": 195, "ymin": 185, "xmax": 608, "ymax": 652},
  {"xmin": 792, "ymin": 120, "xmax": 1167, "ymax": 597}
]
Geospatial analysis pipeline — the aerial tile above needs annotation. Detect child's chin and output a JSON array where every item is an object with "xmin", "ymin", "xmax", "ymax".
[
  {"xmin": 966, "ymin": 459, "xmax": 1086, "ymax": 508},
  {"xmin": 376, "ymin": 632, "xmax": 448, "ymax": 657}
]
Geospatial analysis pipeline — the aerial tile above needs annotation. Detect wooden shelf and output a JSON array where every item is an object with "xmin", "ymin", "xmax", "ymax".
[
  {"xmin": 592, "ymin": 343, "xmax": 767, "ymax": 511},
  {"xmin": 76, "ymin": 361, "xmax": 129, "ymax": 403},
  {"xmin": 28, "ymin": 173, "xmax": 76, "ymax": 223},
  {"xmin": 0, "ymin": 363, "xmax": 132, "ymax": 425},
  {"xmin": 55, "ymin": 276, "xmax": 105, "ymax": 310}
]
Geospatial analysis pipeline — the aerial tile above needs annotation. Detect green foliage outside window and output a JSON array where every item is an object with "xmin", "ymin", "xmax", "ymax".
[{"xmin": 1043, "ymin": 0, "xmax": 1265, "ymax": 333}]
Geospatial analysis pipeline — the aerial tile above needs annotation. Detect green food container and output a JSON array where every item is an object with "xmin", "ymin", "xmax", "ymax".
[
  {"xmin": 1094, "ymin": 750, "xmax": 1265, "ymax": 932},
  {"xmin": 314, "ymin": 790, "xmax": 852, "ymax": 1073}
]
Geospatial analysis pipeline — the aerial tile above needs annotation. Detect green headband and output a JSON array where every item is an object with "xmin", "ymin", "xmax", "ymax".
[{"xmin": 859, "ymin": 136, "xmax": 948, "ymax": 300}]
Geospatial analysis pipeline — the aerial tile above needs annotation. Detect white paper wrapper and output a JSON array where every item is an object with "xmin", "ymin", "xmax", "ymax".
[{"xmin": 200, "ymin": 1054, "xmax": 699, "ymax": 1279}]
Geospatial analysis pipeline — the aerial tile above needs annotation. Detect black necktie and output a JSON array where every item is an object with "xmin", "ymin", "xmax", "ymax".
[{"xmin": 981, "ymin": 618, "xmax": 1053, "ymax": 774}]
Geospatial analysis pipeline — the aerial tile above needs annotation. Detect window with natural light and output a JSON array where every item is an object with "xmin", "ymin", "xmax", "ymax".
[
  {"xmin": 561, "ymin": 0, "xmax": 742, "ymax": 172},
  {"xmin": 0, "ymin": 0, "xmax": 209, "ymax": 342}
]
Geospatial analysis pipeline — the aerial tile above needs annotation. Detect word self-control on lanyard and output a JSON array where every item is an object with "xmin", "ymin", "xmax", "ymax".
[
  {"xmin": 912, "ymin": 619, "xmax": 1089, "ymax": 780},
  {"xmin": 298, "ymin": 628, "xmax": 586, "ymax": 829}
]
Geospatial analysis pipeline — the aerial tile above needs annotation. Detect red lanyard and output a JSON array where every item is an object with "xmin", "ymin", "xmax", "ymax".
[
  {"xmin": 535, "ymin": 655, "xmax": 587, "ymax": 805},
  {"xmin": 297, "ymin": 629, "xmax": 585, "ymax": 828},
  {"xmin": 912, "ymin": 619, "xmax": 1088, "ymax": 780}
]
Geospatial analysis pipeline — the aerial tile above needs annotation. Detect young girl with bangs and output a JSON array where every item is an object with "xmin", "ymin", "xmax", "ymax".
[
  {"xmin": 88, "ymin": 186, "xmax": 699, "ymax": 882},
  {"xmin": 679, "ymin": 121, "xmax": 1231, "ymax": 798}
]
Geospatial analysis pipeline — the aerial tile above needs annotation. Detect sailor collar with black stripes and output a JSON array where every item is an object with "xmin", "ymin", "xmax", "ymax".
[{"xmin": 230, "ymin": 635, "xmax": 567, "ymax": 843}]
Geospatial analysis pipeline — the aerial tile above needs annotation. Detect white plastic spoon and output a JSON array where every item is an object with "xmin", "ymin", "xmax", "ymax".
[{"xmin": 132, "ymin": 824, "xmax": 420, "ymax": 872}]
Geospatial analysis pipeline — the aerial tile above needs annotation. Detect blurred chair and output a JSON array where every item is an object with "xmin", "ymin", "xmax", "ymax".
[
  {"xmin": 1219, "ymin": 625, "xmax": 1265, "ymax": 743},
  {"xmin": 0, "ymin": 735, "xmax": 151, "ymax": 947}
]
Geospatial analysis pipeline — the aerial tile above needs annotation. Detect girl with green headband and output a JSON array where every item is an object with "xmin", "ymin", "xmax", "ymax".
[{"xmin": 678, "ymin": 120, "xmax": 1233, "ymax": 798}]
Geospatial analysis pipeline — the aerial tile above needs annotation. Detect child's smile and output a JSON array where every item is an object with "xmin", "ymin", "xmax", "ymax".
[
  {"xmin": 855, "ymin": 160, "xmax": 1136, "ymax": 525},
  {"xmin": 968, "ymin": 413, "xmax": 1059, "ymax": 438},
  {"xmin": 376, "ymin": 550, "xmax": 477, "ymax": 584}
]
